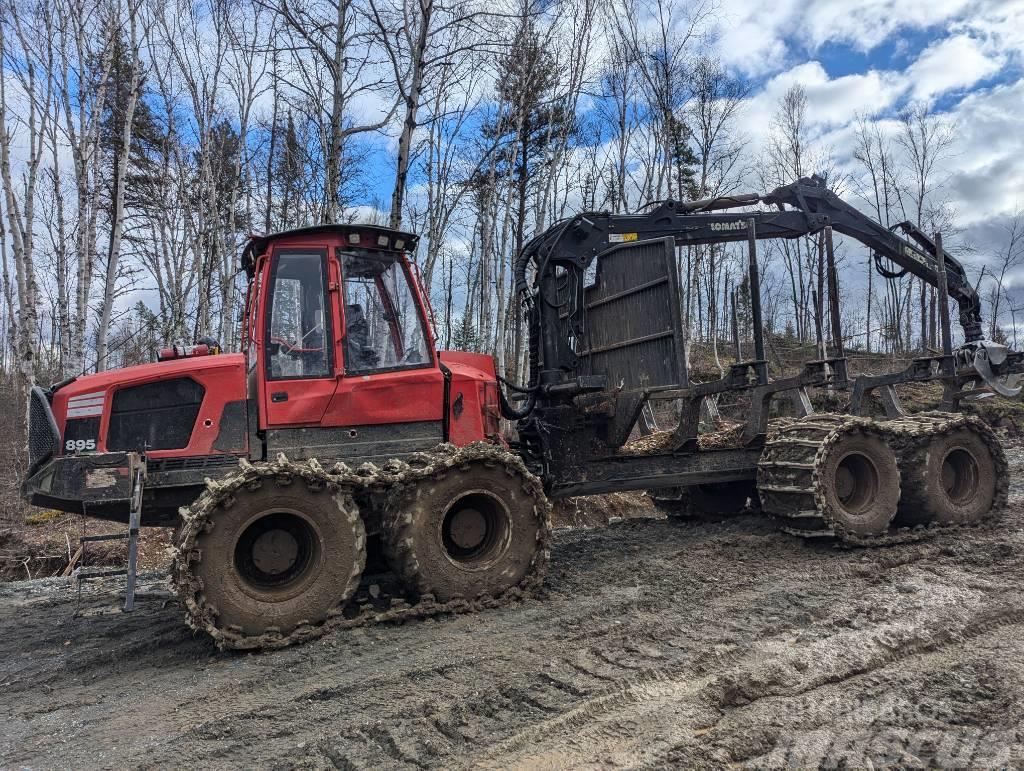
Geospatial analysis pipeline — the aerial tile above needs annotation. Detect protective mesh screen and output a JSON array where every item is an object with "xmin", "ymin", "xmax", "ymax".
[{"xmin": 107, "ymin": 378, "xmax": 205, "ymax": 451}]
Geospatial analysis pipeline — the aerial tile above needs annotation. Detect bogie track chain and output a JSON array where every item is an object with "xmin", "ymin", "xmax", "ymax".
[
  {"xmin": 758, "ymin": 412, "xmax": 1008, "ymax": 546},
  {"xmin": 173, "ymin": 442, "xmax": 552, "ymax": 650}
]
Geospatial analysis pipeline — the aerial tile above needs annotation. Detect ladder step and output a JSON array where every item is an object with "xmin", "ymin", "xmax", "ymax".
[
  {"xmin": 758, "ymin": 461, "xmax": 816, "ymax": 469},
  {"xmin": 767, "ymin": 438, "xmax": 826, "ymax": 447},
  {"xmin": 80, "ymin": 532, "xmax": 130, "ymax": 543},
  {"xmin": 76, "ymin": 569, "xmax": 128, "ymax": 580}
]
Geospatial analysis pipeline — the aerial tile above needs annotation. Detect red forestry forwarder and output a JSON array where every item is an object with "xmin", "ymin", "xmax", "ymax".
[{"xmin": 22, "ymin": 177, "xmax": 1022, "ymax": 649}]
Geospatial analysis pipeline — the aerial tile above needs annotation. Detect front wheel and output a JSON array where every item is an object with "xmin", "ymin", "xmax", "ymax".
[{"xmin": 180, "ymin": 474, "xmax": 366, "ymax": 639}]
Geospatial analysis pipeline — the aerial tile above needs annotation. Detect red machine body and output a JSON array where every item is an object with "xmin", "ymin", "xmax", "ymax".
[{"xmin": 24, "ymin": 224, "xmax": 500, "ymax": 524}]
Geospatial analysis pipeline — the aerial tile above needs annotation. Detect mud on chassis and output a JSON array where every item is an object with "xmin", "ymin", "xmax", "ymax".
[{"xmin": 21, "ymin": 178, "xmax": 1021, "ymax": 648}]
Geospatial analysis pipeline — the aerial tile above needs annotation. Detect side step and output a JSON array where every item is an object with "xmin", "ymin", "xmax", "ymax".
[{"xmin": 75, "ymin": 454, "xmax": 145, "ymax": 612}]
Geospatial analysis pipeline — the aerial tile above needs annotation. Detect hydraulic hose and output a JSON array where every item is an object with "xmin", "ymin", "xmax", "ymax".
[{"xmin": 498, "ymin": 383, "xmax": 537, "ymax": 420}]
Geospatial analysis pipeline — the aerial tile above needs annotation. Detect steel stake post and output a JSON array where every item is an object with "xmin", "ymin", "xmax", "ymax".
[{"xmin": 746, "ymin": 219, "xmax": 768, "ymax": 384}]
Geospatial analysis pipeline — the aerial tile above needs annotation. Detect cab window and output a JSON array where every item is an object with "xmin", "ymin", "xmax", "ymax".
[
  {"xmin": 340, "ymin": 250, "xmax": 430, "ymax": 373},
  {"xmin": 266, "ymin": 249, "xmax": 331, "ymax": 379}
]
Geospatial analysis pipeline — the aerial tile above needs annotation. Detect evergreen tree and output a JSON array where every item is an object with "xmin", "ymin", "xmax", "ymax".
[
  {"xmin": 480, "ymin": 23, "xmax": 577, "ymax": 257},
  {"xmin": 96, "ymin": 31, "xmax": 162, "ymax": 217},
  {"xmin": 453, "ymin": 314, "xmax": 482, "ymax": 352},
  {"xmin": 272, "ymin": 112, "xmax": 307, "ymax": 229},
  {"xmin": 205, "ymin": 119, "xmax": 249, "ymax": 235},
  {"xmin": 666, "ymin": 114, "xmax": 699, "ymax": 201}
]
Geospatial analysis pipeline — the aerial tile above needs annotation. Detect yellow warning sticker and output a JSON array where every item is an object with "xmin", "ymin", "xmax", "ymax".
[{"xmin": 608, "ymin": 233, "xmax": 638, "ymax": 243}]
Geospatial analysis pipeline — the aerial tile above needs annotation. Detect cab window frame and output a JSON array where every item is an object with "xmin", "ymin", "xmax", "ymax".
[
  {"xmin": 264, "ymin": 246, "xmax": 334, "ymax": 382},
  {"xmin": 337, "ymin": 247, "xmax": 434, "ymax": 376}
]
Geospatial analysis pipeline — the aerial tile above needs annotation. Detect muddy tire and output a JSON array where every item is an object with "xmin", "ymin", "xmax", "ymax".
[
  {"xmin": 897, "ymin": 428, "xmax": 999, "ymax": 526},
  {"xmin": 384, "ymin": 460, "xmax": 547, "ymax": 602},
  {"xmin": 191, "ymin": 478, "xmax": 366, "ymax": 637},
  {"xmin": 818, "ymin": 431, "xmax": 900, "ymax": 537}
]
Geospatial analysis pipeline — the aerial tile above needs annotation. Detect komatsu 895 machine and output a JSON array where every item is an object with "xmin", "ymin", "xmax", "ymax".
[{"xmin": 23, "ymin": 176, "xmax": 1021, "ymax": 648}]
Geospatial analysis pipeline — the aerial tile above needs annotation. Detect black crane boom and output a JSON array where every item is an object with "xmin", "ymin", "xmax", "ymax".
[{"xmin": 513, "ymin": 175, "xmax": 983, "ymax": 360}]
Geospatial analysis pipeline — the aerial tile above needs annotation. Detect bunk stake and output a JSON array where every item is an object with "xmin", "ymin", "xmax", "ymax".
[
  {"xmin": 825, "ymin": 227, "xmax": 843, "ymax": 355},
  {"xmin": 812, "ymin": 288, "xmax": 825, "ymax": 359},
  {"xmin": 123, "ymin": 460, "xmax": 144, "ymax": 612},
  {"xmin": 935, "ymin": 231, "xmax": 955, "ymax": 376},
  {"xmin": 730, "ymin": 287, "xmax": 741, "ymax": 361},
  {"xmin": 824, "ymin": 226, "xmax": 848, "ymax": 384},
  {"xmin": 746, "ymin": 218, "xmax": 768, "ymax": 384}
]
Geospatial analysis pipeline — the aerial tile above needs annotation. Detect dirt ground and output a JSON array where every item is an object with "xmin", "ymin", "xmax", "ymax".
[{"xmin": 3, "ymin": 446, "xmax": 1024, "ymax": 768}]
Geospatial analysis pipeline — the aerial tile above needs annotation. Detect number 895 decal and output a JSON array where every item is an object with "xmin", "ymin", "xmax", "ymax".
[{"xmin": 65, "ymin": 439, "xmax": 97, "ymax": 452}]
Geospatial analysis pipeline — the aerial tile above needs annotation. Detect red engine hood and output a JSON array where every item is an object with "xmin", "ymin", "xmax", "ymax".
[
  {"xmin": 55, "ymin": 353, "xmax": 246, "ymax": 402},
  {"xmin": 51, "ymin": 353, "xmax": 248, "ymax": 457}
]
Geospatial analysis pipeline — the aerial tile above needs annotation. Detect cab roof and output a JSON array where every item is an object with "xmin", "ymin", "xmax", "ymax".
[{"xmin": 241, "ymin": 223, "xmax": 419, "ymax": 277}]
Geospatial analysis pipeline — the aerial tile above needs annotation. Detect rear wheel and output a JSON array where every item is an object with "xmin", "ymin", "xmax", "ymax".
[
  {"xmin": 384, "ymin": 460, "xmax": 548, "ymax": 602},
  {"xmin": 191, "ymin": 479, "xmax": 365, "ymax": 637},
  {"xmin": 897, "ymin": 428, "xmax": 999, "ymax": 526},
  {"xmin": 818, "ymin": 431, "xmax": 900, "ymax": 536}
]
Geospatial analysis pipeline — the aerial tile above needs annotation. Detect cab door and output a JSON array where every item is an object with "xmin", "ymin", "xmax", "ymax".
[
  {"xmin": 259, "ymin": 245, "xmax": 340, "ymax": 428},
  {"xmin": 319, "ymin": 246, "xmax": 446, "ymax": 462}
]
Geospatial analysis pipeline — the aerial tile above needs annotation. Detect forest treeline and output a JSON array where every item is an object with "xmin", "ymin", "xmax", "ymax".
[{"xmin": 1, "ymin": 0, "xmax": 1023, "ymax": 401}]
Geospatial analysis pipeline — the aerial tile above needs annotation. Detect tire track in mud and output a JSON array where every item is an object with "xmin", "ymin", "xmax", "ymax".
[
  {"xmin": 115, "ymin": 537, "xmax": 1024, "ymax": 766},
  {"xmin": 161, "ymin": 527, "xmax": 967, "ymax": 769},
  {"xmin": 472, "ymin": 589, "xmax": 1024, "ymax": 769}
]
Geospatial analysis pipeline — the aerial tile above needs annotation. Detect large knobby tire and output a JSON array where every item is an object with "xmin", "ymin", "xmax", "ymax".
[
  {"xmin": 897, "ymin": 428, "xmax": 999, "ymax": 526},
  {"xmin": 384, "ymin": 461, "xmax": 546, "ymax": 602},
  {"xmin": 818, "ymin": 431, "xmax": 900, "ymax": 537},
  {"xmin": 192, "ymin": 478, "xmax": 365, "ymax": 637}
]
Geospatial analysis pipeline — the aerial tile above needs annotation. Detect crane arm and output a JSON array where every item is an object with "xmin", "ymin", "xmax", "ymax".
[{"xmin": 515, "ymin": 175, "xmax": 983, "ymax": 343}]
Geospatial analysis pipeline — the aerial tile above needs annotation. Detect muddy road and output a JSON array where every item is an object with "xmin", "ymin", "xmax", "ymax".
[{"xmin": 4, "ymin": 449, "xmax": 1024, "ymax": 768}]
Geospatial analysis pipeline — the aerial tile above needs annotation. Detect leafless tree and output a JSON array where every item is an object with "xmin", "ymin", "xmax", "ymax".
[
  {"xmin": 896, "ymin": 101, "xmax": 957, "ymax": 350},
  {"xmin": 273, "ymin": 0, "xmax": 399, "ymax": 223},
  {"xmin": 987, "ymin": 211, "xmax": 1024, "ymax": 341}
]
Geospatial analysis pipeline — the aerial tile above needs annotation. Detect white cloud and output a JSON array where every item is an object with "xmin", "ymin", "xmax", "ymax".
[
  {"xmin": 712, "ymin": 0, "xmax": 996, "ymax": 78},
  {"xmin": 905, "ymin": 34, "xmax": 1003, "ymax": 101},
  {"xmin": 713, "ymin": 0, "xmax": 800, "ymax": 77},
  {"xmin": 943, "ymin": 78, "xmax": 1024, "ymax": 226},
  {"xmin": 800, "ymin": 0, "xmax": 974, "ymax": 50},
  {"xmin": 736, "ymin": 62, "xmax": 904, "ymax": 162}
]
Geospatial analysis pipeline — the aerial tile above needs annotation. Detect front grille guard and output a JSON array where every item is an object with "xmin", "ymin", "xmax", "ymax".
[{"xmin": 27, "ymin": 385, "xmax": 60, "ymax": 476}]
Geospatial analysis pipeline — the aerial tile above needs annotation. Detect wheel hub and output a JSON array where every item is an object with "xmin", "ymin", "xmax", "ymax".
[
  {"xmin": 440, "ymin": 491, "xmax": 511, "ymax": 567},
  {"xmin": 834, "ymin": 452, "xmax": 878, "ymax": 514},
  {"xmin": 835, "ymin": 467, "xmax": 855, "ymax": 501},
  {"xmin": 234, "ymin": 511, "xmax": 317, "ymax": 590},
  {"xmin": 448, "ymin": 508, "xmax": 487, "ymax": 550},
  {"xmin": 941, "ymin": 448, "xmax": 980, "ymax": 504},
  {"xmin": 251, "ymin": 529, "xmax": 300, "ymax": 576}
]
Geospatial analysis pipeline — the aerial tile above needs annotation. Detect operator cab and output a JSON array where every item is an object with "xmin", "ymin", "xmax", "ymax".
[
  {"xmin": 241, "ymin": 224, "xmax": 455, "ymax": 462},
  {"xmin": 244, "ymin": 225, "xmax": 432, "ymax": 376},
  {"xmin": 339, "ymin": 249, "xmax": 431, "ymax": 372}
]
